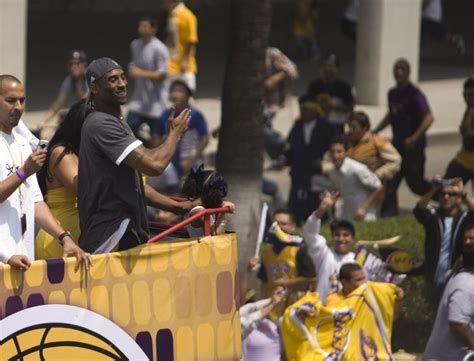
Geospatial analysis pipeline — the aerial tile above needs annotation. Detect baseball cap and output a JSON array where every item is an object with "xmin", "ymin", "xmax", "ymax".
[
  {"xmin": 86, "ymin": 57, "xmax": 122, "ymax": 86},
  {"xmin": 170, "ymin": 79, "xmax": 193, "ymax": 96},
  {"xmin": 67, "ymin": 50, "xmax": 87, "ymax": 63},
  {"xmin": 330, "ymin": 219, "xmax": 356, "ymax": 236}
]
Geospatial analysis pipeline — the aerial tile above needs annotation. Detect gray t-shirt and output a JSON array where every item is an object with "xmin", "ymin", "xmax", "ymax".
[
  {"xmin": 59, "ymin": 75, "xmax": 88, "ymax": 106},
  {"xmin": 424, "ymin": 271, "xmax": 474, "ymax": 361},
  {"xmin": 128, "ymin": 37, "xmax": 169, "ymax": 118},
  {"xmin": 78, "ymin": 111, "xmax": 149, "ymax": 253}
]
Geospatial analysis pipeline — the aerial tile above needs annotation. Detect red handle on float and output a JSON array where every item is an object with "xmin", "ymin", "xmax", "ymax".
[{"xmin": 147, "ymin": 206, "xmax": 232, "ymax": 243}]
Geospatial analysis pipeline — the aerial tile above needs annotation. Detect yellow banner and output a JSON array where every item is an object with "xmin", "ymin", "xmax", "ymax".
[
  {"xmin": 282, "ymin": 282, "xmax": 396, "ymax": 361},
  {"xmin": 0, "ymin": 233, "xmax": 241, "ymax": 360}
]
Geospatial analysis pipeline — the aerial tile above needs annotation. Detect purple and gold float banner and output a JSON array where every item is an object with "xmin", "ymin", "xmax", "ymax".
[{"xmin": 0, "ymin": 233, "xmax": 241, "ymax": 360}]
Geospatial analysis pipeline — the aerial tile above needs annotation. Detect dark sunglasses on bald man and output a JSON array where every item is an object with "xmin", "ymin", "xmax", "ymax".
[{"xmin": 440, "ymin": 191, "xmax": 463, "ymax": 197}]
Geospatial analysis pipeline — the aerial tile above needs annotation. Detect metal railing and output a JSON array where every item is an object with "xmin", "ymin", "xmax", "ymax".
[{"xmin": 147, "ymin": 206, "xmax": 233, "ymax": 243}]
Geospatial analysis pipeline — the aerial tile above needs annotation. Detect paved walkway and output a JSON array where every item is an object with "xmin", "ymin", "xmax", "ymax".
[
  {"xmin": 23, "ymin": 77, "xmax": 465, "ymax": 147},
  {"xmin": 21, "ymin": 76, "xmax": 468, "ymax": 213}
]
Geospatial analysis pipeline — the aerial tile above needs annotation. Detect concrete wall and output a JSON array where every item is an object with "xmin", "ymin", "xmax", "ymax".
[
  {"xmin": 355, "ymin": 0, "xmax": 421, "ymax": 105},
  {"xmin": 0, "ymin": 0, "xmax": 27, "ymax": 81},
  {"xmin": 23, "ymin": 0, "xmax": 474, "ymax": 109}
]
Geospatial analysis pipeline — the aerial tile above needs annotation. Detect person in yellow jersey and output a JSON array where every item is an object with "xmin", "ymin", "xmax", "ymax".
[
  {"xmin": 257, "ymin": 209, "xmax": 316, "ymax": 318},
  {"xmin": 444, "ymin": 77, "xmax": 474, "ymax": 184},
  {"xmin": 292, "ymin": 0, "xmax": 319, "ymax": 59},
  {"xmin": 163, "ymin": 0, "xmax": 198, "ymax": 91}
]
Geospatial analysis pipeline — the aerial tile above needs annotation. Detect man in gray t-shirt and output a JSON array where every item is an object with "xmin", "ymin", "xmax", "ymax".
[
  {"xmin": 424, "ymin": 238, "xmax": 474, "ymax": 361},
  {"xmin": 127, "ymin": 16, "xmax": 169, "ymax": 144},
  {"xmin": 79, "ymin": 110, "xmax": 149, "ymax": 253},
  {"xmin": 78, "ymin": 57, "xmax": 190, "ymax": 254}
]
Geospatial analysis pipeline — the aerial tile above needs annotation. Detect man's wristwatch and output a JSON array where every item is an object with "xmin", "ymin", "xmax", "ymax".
[{"xmin": 58, "ymin": 231, "xmax": 72, "ymax": 246}]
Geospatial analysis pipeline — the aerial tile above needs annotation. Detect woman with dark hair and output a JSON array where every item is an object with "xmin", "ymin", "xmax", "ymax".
[
  {"xmin": 182, "ymin": 165, "xmax": 235, "ymax": 237},
  {"xmin": 36, "ymin": 100, "xmax": 90, "ymax": 259}
]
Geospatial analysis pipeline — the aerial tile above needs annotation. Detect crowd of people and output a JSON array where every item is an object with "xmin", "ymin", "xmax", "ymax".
[
  {"xmin": 251, "ymin": 16, "xmax": 473, "ymax": 356},
  {"xmin": 1, "ymin": 0, "xmax": 474, "ymax": 359},
  {"xmin": 243, "ymin": 5, "xmax": 473, "ymax": 356},
  {"xmin": 240, "ymin": 193, "xmax": 473, "ymax": 360}
]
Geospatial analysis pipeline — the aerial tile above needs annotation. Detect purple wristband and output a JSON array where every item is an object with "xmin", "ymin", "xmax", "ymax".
[{"xmin": 16, "ymin": 167, "xmax": 27, "ymax": 184}]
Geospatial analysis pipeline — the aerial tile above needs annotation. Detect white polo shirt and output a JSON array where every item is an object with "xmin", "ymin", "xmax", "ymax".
[{"xmin": 0, "ymin": 127, "xmax": 43, "ymax": 263}]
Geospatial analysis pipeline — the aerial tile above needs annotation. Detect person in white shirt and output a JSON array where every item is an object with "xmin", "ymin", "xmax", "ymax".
[
  {"xmin": 327, "ymin": 135, "xmax": 383, "ymax": 221},
  {"xmin": 304, "ymin": 191, "xmax": 405, "ymax": 301},
  {"xmin": 0, "ymin": 74, "xmax": 92, "ymax": 271},
  {"xmin": 15, "ymin": 119, "xmax": 39, "ymax": 149},
  {"xmin": 240, "ymin": 294, "xmax": 284, "ymax": 361},
  {"xmin": 240, "ymin": 286, "xmax": 285, "ymax": 340},
  {"xmin": 239, "ymin": 255, "xmax": 285, "ymax": 361},
  {"xmin": 424, "ymin": 240, "xmax": 474, "ymax": 361},
  {"xmin": 303, "ymin": 191, "xmax": 358, "ymax": 300},
  {"xmin": 127, "ymin": 16, "xmax": 169, "ymax": 144}
]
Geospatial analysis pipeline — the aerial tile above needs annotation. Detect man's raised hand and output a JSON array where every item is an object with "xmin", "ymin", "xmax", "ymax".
[
  {"xmin": 167, "ymin": 107, "xmax": 191, "ymax": 138},
  {"xmin": 320, "ymin": 191, "xmax": 340, "ymax": 211},
  {"xmin": 314, "ymin": 191, "xmax": 340, "ymax": 219}
]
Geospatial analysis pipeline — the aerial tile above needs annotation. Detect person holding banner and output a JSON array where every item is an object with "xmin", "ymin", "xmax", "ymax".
[
  {"xmin": 78, "ymin": 58, "xmax": 191, "ymax": 254},
  {"xmin": 0, "ymin": 74, "xmax": 92, "ymax": 271},
  {"xmin": 326, "ymin": 263, "xmax": 404, "ymax": 318},
  {"xmin": 281, "ymin": 263, "xmax": 403, "ymax": 360}
]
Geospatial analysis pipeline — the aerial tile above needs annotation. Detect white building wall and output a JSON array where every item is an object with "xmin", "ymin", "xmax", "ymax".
[
  {"xmin": 0, "ymin": 0, "xmax": 28, "ymax": 82},
  {"xmin": 355, "ymin": 0, "xmax": 421, "ymax": 105}
]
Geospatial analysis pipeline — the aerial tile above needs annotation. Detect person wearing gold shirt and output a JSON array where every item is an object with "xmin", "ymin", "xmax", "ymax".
[
  {"xmin": 164, "ymin": 0, "xmax": 198, "ymax": 91},
  {"xmin": 445, "ymin": 77, "xmax": 474, "ymax": 184},
  {"xmin": 36, "ymin": 101, "xmax": 87, "ymax": 259}
]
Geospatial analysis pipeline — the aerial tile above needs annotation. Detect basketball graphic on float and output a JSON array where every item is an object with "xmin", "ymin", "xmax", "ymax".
[
  {"xmin": 0, "ymin": 304, "xmax": 148, "ymax": 360},
  {"xmin": 0, "ymin": 234, "xmax": 241, "ymax": 360}
]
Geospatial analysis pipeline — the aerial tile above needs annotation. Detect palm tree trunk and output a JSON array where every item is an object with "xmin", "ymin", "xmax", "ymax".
[{"xmin": 216, "ymin": 0, "xmax": 272, "ymax": 271}]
